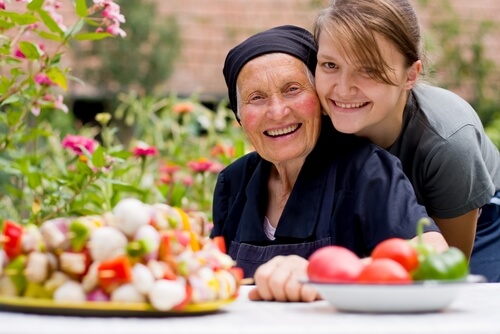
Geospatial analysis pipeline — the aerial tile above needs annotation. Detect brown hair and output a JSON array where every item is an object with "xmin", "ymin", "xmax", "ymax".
[{"xmin": 314, "ymin": 0, "xmax": 423, "ymax": 85}]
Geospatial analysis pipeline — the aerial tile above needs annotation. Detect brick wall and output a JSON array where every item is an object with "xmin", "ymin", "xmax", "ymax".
[
  {"xmin": 9, "ymin": 0, "xmax": 498, "ymax": 102},
  {"xmin": 155, "ymin": 0, "xmax": 500, "ymax": 102}
]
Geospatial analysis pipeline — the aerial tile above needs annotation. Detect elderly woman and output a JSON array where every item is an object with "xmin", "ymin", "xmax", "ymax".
[{"xmin": 210, "ymin": 25, "xmax": 448, "ymax": 302}]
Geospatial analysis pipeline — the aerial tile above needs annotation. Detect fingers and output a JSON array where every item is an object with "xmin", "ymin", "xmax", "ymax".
[{"xmin": 251, "ymin": 255, "xmax": 319, "ymax": 302}]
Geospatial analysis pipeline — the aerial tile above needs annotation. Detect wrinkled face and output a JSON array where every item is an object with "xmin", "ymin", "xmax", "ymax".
[
  {"xmin": 315, "ymin": 31, "xmax": 420, "ymax": 147},
  {"xmin": 237, "ymin": 53, "xmax": 321, "ymax": 166}
]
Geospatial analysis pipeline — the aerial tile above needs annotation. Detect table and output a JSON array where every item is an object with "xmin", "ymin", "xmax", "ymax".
[{"xmin": 1, "ymin": 284, "xmax": 500, "ymax": 334}]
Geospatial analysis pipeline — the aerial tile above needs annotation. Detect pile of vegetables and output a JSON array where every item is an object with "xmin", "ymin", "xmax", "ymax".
[
  {"xmin": 0, "ymin": 198, "xmax": 241, "ymax": 311},
  {"xmin": 307, "ymin": 218, "xmax": 469, "ymax": 284}
]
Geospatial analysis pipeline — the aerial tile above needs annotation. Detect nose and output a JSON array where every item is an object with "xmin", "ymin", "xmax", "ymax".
[
  {"xmin": 334, "ymin": 71, "xmax": 356, "ymax": 98},
  {"xmin": 265, "ymin": 95, "xmax": 290, "ymax": 120}
]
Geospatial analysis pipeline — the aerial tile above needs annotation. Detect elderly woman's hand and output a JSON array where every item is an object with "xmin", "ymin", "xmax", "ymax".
[{"xmin": 247, "ymin": 255, "xmax": 321, "ymax": 302}]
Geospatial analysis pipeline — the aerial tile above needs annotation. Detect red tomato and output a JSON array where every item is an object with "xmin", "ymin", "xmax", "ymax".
[
  {"xmin": 307, "ymin": 246, "xmax": 364, "ymax": 283},
  {"xmin": 97, "ymin": 255, "xmax": 132, "ymax": 293},
  {"xmin": 2, "ymin": 220, "xmax": 23, "ymax": 260},
  {"xmin": 212, "ymin": 236, "xmax": 226, "ymax": 254},
  {"xmin": 371, "ymin": 238, "xmax": 419, "ymax": 272},
  {"xmin": 357, "ymin": 258, "xmax": 412, "ymax": 284}
]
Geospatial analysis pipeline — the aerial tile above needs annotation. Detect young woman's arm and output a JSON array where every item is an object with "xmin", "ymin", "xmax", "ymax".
[{"xmin": 432, "ymin": 209, "xmax": 479, "ymax": 261}]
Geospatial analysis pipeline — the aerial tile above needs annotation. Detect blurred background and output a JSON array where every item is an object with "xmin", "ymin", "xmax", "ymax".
[{"xmin": 63, "ymin": 0, "xmax": 500, "ymax": 134}]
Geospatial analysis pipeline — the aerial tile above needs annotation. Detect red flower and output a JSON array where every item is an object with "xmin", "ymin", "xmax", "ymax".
[
  {"xmin": 62, "ymin": 135, "xmax": 98, "ymax": 155},
  {"xmin": 187, "ymin": 158, "xmax": 214, "ymax": 173},
  {"xmin": 132, "ymin": 145, "xmax": 158, "ymax": 157}
]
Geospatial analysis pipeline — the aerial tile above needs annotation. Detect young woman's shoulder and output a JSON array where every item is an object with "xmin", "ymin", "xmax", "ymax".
[{"xmin": 410, "ymin": 83, "xmax": 486, "ymax": 142}]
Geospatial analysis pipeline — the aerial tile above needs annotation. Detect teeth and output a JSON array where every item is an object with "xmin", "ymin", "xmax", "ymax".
[
  {"xmin": 266, "ymin": 125, "xmax": 298, "ymax": 137},
  {"xmin": 336, "ymin": 102, "xmax": 366, "ymax": 109}
]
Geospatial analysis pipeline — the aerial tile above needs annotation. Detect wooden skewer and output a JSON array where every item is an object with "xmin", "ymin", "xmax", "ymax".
[
  {"xmin": 98, "ymin": 269, "xmax": 116, "ymax": 278},
  {"xmin": 240, "ymin": 277, "xmax": 255, "ymax": 285}
]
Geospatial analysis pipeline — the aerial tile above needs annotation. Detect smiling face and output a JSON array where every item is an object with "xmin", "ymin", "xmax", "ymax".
[
  {"xmin": 236, "ymin": 53, "xmax": 321, "ymax": 166},
  {"xmin": 315, "ymin": 32, "xmax": 421, "ymax": 148}
]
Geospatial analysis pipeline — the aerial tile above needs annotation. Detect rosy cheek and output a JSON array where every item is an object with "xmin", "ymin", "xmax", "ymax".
[{"xmin": 296, "ymin": 97, "xmax": 321, "ymax": 117}]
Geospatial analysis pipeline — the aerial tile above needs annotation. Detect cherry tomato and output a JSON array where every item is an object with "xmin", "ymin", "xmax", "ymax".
[
  {"xmin": 357, "ymin": 258, "xmax": 412, "ymax": 284},
  {"xmin": 307, "ymin": 246, "xmax": 364, "ymax": 283},
  {"xmin": 371, "ymin": 238, "xmax": 419, "ymax": 272}
]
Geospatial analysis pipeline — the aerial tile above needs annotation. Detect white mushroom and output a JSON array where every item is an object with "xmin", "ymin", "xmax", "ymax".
[
  {"xmin": 53, "ymin": 280, "xmax": 86, "ymax": 302},
  {"xmin": 87, "ymin": 226, "xmax": 127, "ymax": 262},
  {"xmin": 148, "ymin": 279, "xmax": 186, "ymax": 311},
  {"xmin": 112, "ymin": 198, "xmax": 151, "ymax": 237},
  {"xmin": 132, "ymin": 263, "xmax": 155, "ymax": 295},
  {"xmin": 111, "ymin": 283, "xmax": 146, "ymax": 303},
  {"xmin": 24, "ymin": 251, "xmax": 50, "ymax": 283}
]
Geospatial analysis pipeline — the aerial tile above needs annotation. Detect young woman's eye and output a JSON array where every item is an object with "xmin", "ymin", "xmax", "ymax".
[{"xmin": 323, "ymin": 62, "xmax": 338, "ymax": 69}]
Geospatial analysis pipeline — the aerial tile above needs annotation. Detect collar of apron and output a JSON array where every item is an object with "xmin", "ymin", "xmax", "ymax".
[{"xmin": 236, "ymin": 149, "xmax": 329, "ymax": 243}]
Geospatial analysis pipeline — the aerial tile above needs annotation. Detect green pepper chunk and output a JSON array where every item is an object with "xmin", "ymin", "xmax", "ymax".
[
  {"xmin": 5, "ymin": 254, "xmax": 27, "ymax": 295},
  {"xmin": 412, "ymin": 247, "xmax": 469, "ymax": 281},
  {"xmin": 69, "ymin": 220, "xmax": 90, "ymax": 252}
]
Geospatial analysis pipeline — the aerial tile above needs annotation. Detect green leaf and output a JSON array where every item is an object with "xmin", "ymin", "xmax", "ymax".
[
  {"xmin": 37, "ymin": 30, "xmax": 63, "ymax": 42},
  {"xmin": 27, "ymin": 0, "xmax": 44, "ymax": 10},
  {"xmin": 74, "ymin": 32, "xmax": 114, "ymax": 41},
  {"xmin": 37, "ymin": 9, "xmax": 64, "ymax": 36},
  {"xmin": 75, "ymin": 0, "xmax": 88, "ymax": 18},
  {"xmin": 46, "ymin": 67, "xmax": 67, "ymax": 91},
  {"xmin": 18, "ymin": 41, "xmax": 42, "ymax": 60},
  {"xmin": 1, "ymin": 95, "xmax": 20, "ymax": 106},
  {"xmin": 0, "ymin": 18, "xmax": 15, "ymax": 30},
  {"xmin": 91, "ymin": 146, "xmax": 106, "ymax": 168},
  {"xmin": 27, "ymin": 172, "xmax": 42, "ymax": 189},
  {"xmin": 0, "ymin": 11, "xmax": 39, "ymax": 25}
]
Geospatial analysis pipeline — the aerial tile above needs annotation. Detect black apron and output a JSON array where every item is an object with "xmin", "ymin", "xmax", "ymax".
[{"xmin": 228, "ymin": 163, "xmax": 337, "ymax": 278}]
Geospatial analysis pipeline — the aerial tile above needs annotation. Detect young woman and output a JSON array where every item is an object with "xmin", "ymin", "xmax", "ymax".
[{"xmin": 314, "ymin": 0, "xmax": 500, "ymax": 282}]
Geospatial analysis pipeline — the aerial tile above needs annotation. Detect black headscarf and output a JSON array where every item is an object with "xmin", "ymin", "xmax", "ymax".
[{"xmin": 223, "ymin": 25, "xmax": 317, "ymax": 122}]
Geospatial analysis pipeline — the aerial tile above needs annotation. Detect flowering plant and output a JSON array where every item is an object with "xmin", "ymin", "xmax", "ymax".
[{"xmin": 0, "ymin": 0, "xmax": 249, "ymax": 229}]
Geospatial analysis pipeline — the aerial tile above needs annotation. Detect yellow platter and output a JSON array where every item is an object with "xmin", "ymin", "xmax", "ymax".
[{"xmin": 0, "ymin": 295, "xmax": 236, "ymax": 317}]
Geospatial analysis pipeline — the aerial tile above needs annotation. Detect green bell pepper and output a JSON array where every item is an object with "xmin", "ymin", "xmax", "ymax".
[
  {"xmin": 412, "ymin": 247, "xmax": 469, "ymax": 281},
  {"xmin": 410, "ymin": 217, "xmax": 469, "ymax": 281}
]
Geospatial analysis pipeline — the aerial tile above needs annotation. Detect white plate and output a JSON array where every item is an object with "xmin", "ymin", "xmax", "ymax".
[{"xmin": 302, "ymin": 275, "xmax": 485, "ymax": 313}]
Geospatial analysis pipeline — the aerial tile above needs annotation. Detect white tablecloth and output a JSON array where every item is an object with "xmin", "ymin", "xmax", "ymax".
[{"xmin": 1, "ymin": 284, "xmax": 499, "ymax": 334}]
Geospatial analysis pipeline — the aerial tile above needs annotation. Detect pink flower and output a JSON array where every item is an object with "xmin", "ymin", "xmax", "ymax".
[
  {"xmin": 106, "ymin": 22, "xmax": 126, "ymax": 38},
  {"xmin": 132, "ymin": 144, "xmax": 158, "ymax": 157},
  {"xmin": 62, "ymin": 135, "xmax": 99, "ymax": 155},
  {"xmin": 187, "ymin": 158, "xmax": 215, "ymax": 173},
  {"xmin": 159, "ymin": 162, "xmax": 181, "ymax": 174},
  {"xmin": 34, "ymin": 73, "xmax": 54, "ymax": 86},
  {"xmin": 13, "ymin": 47, "xmax": 25, "ymax": 59},
  {"xmin": 182, "ymin": 175, "xmax": 194, "ymax": 187},
  {"xmin": 43, "ymin": 94, "xmax": 68, "ymax": 113},
  {"xmin": 0, "ymin": 1, "xmax": 5, "ymax": 10},
  {"xmin": 102, "ymin": 2, "xmax": 125, "ymax": 23}
]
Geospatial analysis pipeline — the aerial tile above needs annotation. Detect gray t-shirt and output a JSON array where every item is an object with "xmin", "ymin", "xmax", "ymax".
[{"xmin": 388, "ymin": 84, "xmax": 500, "ymax": 218}]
